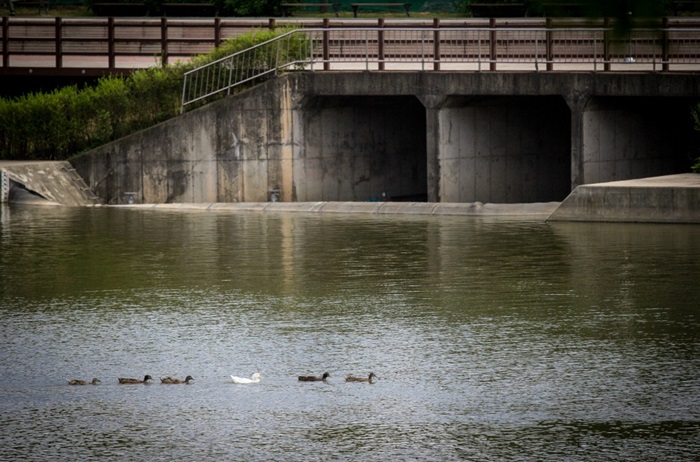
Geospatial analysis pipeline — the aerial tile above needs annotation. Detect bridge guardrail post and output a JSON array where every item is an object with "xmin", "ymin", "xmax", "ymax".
[
  {"xmin": 546, "ymin": 18, "xmax": 553, "ymax": 71},
  {"xmin": 662, "ymin": 17, "xmax": 669, "ymax": 72},
  {"xmin": 604, "ymin": 17, "xmax": 611, "ymax": 72},
  {"xmin": 215, "ymin": 17, "xmax": 222, "ymax": 47},
  {"xmin": 378, "ymin": 18, "xmax": 385, "ymax": 71},
  {"xmin": 55, "ymin": 17, "xmax": 62, "ymax": 69},
  {"xmin": 433, "ymin": 18, "xmax": 440, "ymax": 71},
  {"xmin": 2, "ymin": 17, "xmax": 8, "ymax": 68},
  {"xmin": 489, "ymin": 18, "xmax": 496, "ymax": 71},
  {"xmin": 108, "ymin": 17, "xmax": 115, "ymax": 69},
  {"xmin": 161, "ymin": 17, "xmax": 168, "ymax": 66},
  {"xmin": 323, "ymin": 17, "xmax": 329, "ymax": 71}
]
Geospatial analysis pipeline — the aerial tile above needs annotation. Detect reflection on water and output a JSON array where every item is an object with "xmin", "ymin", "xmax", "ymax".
[{"xmin": 1, "ymin": 204, "xmax": 699, "ymax": 461}]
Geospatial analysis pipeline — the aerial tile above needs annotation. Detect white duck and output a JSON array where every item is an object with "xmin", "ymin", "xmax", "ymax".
[{"xmin": 231, "ymin": 373, "xmax": 262, "ymax": 384}]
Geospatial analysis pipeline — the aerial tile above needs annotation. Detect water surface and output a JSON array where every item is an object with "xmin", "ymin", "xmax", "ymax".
[{"xmin": 1, "ymin": 204, "xmax": 698, "ymax": 461}]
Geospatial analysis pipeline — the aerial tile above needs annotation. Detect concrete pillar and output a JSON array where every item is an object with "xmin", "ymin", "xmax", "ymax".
[
  {"xmin": 418, "ymin": 95, "xmax": 447, "ymax": 203},
  {"xmin": 565, "ymin": 91, "xmax": 591, "ymax": 190}
]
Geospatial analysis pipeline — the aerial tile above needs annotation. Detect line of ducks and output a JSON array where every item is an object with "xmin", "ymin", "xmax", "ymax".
[
  {"xmin": 235, "ymin": 372, "xmax": 378, "ymax": 384},
  {"xmin": 118, "ymin": 375, "xmax": 195, "ymax": 384},
  {"xmin": 68, "ymin": 372, "xmax": 378, "ymax": 385},
  {"xmin": 68, "ymin": 375, "xmax": 192, "ymax": 385}
]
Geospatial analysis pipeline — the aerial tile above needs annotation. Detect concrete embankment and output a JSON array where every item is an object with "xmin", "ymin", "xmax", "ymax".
[
  {"xmin": 4, "ymin": 160, "xmax": 697, "ymax": 224},
  {"xmin": 118, "ymin": 174, "xmax": 700, "ymax": 223},
  {"xmin": 547, "ymin": 174, "xmax": 700, "ymax": 224},
  {"xmin": 118, "ymin": 201, "xmax": 560, "ymax": 219}
]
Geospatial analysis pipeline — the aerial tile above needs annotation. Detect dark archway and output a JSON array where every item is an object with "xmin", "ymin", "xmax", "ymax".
[
  {"xmin": 582, "ymin": 96, "xmax": 697, "ymax": 184},
  {"xmin": 294, "ymin": 95, "xmax": 427, "ymax": 202},
  {"xmin": 436, "ymin": 95, "xmax": 571, "ymax": 203}
]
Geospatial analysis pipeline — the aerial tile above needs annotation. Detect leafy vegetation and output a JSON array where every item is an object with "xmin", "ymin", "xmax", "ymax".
[
  {"xmin": 220, "ymin": 0, "xmax": 279, "ymax": 16},
  {"xmin": 457, "ymin": 0, "xmax": 675, "ymax": 22},
  {"xmin": 0, "ymin": 28, "xmax": 297, "ymax": 161},
  {"xmin": 692, "ymin": 104, "xmax": 700, "ymax": 173}
]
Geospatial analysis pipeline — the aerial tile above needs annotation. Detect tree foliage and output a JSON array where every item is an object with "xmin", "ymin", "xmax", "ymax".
[
  {"xmin": 221, "ymin": 0, "xmax": 279, "ymax": 16},
  {"xmin": 459, "ymin": 0, "xmax": 674, "ymax": 23}
]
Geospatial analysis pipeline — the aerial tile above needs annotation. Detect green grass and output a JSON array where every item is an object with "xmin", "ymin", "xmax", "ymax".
[{"xmin": 9, "ymin": 5, "xmax": 94, "ymax": 16}]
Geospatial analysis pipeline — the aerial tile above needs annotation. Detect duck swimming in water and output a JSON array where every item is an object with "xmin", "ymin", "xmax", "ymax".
[
  {"xmin": 231, "ymin": 373, "xmax": 262, "ymax": 384},
  {"xmin": 345, "ymin": 372, "xmax": 377, "ymax": 383},
  {"xmin": 118, "ymin": 375, "xmax": 153, "ymax": 384},
  {"xmin": 161, "ymin": 375, "xmax": 194, "ymax": 384},
  {"xmin": 298, "ymin": 372, "xmax": 330, "ymax": 382},
  {"xmin": 68, "ymin": 378, "xmax": 101, "ymax": 385}
]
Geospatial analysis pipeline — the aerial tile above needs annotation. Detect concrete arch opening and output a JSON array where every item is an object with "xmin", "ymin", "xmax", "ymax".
[
  {"xmin": 581, "ymin": 96, "xmax": 698, "ymax": 185},
  {"xmin": 293, "ymin": 95, "xmax": 427, "ymax": 202},
  {"xmin": 436, "ymin": 95, "xmax": 571, "ymax": 203}
]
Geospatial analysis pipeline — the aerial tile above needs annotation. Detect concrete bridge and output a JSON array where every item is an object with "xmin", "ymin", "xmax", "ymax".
[
  {"xmin": 69, "ymin": 70, "xmax": 699, "ymax": 208},
  {"xmin": 2, "ymin": 19, "xmax": 698, "ymax": 221}
]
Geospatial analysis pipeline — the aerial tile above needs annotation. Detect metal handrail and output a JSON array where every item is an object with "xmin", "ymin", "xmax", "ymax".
[
  {"xmin": 181, "ymin": 29, "xmax": 315, "ymax": 112},
  {"xmin": 181, "ymin": 26, "xmax": 700, "ymax": 112}
]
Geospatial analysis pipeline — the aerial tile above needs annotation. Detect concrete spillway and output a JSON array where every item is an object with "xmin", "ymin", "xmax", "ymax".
[
  {"xmin": 0, "ymin": 161, "xmax": 99, "ymax": 206},
  {"xmin": 547, "ymin": 174, "xmax": 700, "ymax": 224}
]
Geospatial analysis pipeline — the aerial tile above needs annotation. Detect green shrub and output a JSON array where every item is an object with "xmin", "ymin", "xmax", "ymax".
[{"xmin": 692, "ymin": 104, "xmax": 700, "ymax": 173}]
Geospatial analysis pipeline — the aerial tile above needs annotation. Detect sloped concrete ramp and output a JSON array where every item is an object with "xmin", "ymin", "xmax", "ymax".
[
  {"xmin": 0, "ymin": 161, "xmax": 99, "ymax": 206},
  {"xmin": 547, "ymin": 174, "xmax": 700, "ymax": 224}
]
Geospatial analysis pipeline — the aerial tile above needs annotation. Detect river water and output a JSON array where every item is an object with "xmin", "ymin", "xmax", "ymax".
[{"xmin": 0, "ymin": 203, "xmax": 698, "ymax": 461}]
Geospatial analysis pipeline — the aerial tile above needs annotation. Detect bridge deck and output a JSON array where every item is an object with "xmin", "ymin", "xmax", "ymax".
[{"xmin": 2, "ymin": 17, "xmax": 700, "ymax": 76}]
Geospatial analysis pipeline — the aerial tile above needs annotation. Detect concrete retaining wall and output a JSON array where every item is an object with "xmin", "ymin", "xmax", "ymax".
[{"xmin": 73, "ymin": 79, "xmax": 290, "ymax": 204}]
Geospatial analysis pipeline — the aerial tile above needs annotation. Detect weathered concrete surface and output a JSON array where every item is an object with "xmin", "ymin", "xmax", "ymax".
[
  {"xmin": 71, "ymin": 79, "xmax": 289, "ymax": 205},
  {"xmin": 116, "ymin": 201, "xmax": 561, "ymax": 219},
  {"xmin": 547, "ymin": 174, "xmax": 700, "ymax": 223},
  {"xmin": 70, "ymin": 72, "xmax": 700, "ymax": 206},
  {"xmin": 0, "ymin": 161, "xmax": 99, "ymax": 206},
  {"xmin": 293, "ymin": 95, "xmax": 427, "ymax": 202}
]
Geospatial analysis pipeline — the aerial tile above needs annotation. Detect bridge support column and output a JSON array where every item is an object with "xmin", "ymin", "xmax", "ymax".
[
  {"xmin": 565, "ymin": 92, "xmax": 590, "ymax": 190},
  {"xmin": 418, "ymin": 95, "xmax": 447, "ymax": 203}
]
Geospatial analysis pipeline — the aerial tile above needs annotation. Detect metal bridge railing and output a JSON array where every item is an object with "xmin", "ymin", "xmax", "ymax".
[{"xmin": 181, "ymin": 25, "xmax": 700, "ymax": 112}]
